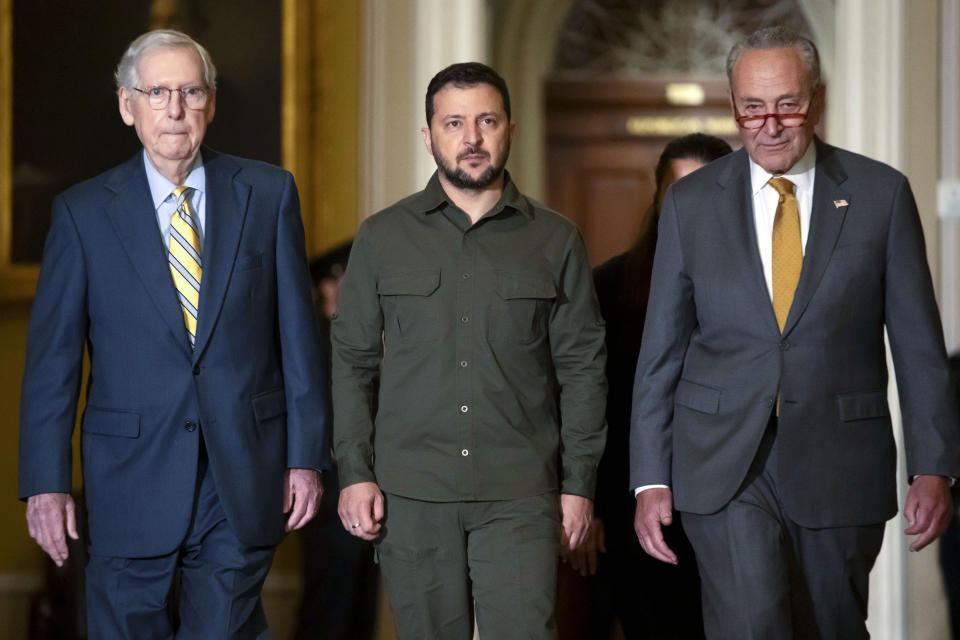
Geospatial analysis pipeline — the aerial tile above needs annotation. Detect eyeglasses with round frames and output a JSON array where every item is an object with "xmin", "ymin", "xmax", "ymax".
[
  {"xmin": 733, "ymin": 107, "xmax": 808, "ymax": 131},
  {"xmin": 133, "ymin": 86, "xmax": 209, "ymax": 110}
]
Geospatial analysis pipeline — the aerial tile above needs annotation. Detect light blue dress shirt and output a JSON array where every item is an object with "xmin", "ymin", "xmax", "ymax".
[{"xmin": 143, "ymin": 151, "xmax": 207, "ymax": 252}]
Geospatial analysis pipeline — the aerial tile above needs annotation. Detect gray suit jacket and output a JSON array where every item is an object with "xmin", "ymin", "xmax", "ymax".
[{"xmin": 629, "ymin": 138, "xmax": 960, "ymax": 528}]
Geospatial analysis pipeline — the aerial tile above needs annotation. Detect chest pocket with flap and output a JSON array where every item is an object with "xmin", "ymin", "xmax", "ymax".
[
  {"xmin": 490, "ymin": 271, "xmax": 556, "ymax": 344},
  {"xmin": 378, "ymin": 270, "xmax": 442, "ymax": 342}
]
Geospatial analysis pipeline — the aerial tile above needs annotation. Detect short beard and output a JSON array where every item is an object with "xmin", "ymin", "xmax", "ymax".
[{"xmin": 433, "ymin": 145, "xmax": 508, "ymax": 190}]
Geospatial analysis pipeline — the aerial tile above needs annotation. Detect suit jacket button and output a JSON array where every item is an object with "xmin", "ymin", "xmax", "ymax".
[
  {"xmin": 780, "ymin": 342, "xmax": 790, "ymax": 351},
  {"xmin": 184, "ymin": 421, "xmax": 197, "ymax": 432},
  {"xmin": 192, "ymin": 365, "xmax": 200, "ymax": 375}
]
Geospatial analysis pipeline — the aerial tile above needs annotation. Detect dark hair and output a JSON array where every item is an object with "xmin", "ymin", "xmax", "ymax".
[
  {"xmin": 653, "ymin": 133, "xmax": 733, "ymax": 196},
  {"xmin": 424, "ymin": 62, "xmax": 511, "ymax": 126},
  {"xmin": 621, "ymin": 133, "xmax": 732, "ymax": 309},
  {"xmin": 726, "ymin": 26, "xmax": 821, "ymax": 89},
  {"xmin": 309, "ymin": 241, "xmax": 352, "ymax": 285}
]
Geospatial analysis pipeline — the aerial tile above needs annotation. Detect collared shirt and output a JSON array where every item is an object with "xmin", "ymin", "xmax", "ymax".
[
  {"xmin": 749, "ymin": 142, "xmax": 817, "ymax": 300},
  {"xmin": 143, "ymin": 151, "xmax": 207, "ymax": 251},
  {"xmin": 331, "ymin": 172, "xmax": 608, "ymax": 502}
]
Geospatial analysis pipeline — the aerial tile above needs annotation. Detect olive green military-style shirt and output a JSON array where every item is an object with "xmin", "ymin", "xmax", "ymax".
[{"xmin": 332, "ymin": 172, "xmax": 607, "ymax": 501}]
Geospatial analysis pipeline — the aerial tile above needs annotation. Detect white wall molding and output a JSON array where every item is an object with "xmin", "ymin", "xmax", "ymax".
[
  {"xmin": 828, "ymin": 0, "xmax": 904, "ymax": 166},
  {"xmin": 942, "ymin": 0, "xmax": 959, "ymax": 181}
]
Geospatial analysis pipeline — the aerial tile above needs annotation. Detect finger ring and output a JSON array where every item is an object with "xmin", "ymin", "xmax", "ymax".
[{"xmin": 351, "ymin": 522, "xmax": 360, "ymax": 528}]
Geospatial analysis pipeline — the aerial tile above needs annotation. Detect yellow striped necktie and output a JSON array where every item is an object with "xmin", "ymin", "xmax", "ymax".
[
  {"xmin": 168, "ymin": 186, "xmax": 202, "ymax": 348},
  {"xmin": 769, "ymin": 177, "xmax": 802, "ymax": 332}
]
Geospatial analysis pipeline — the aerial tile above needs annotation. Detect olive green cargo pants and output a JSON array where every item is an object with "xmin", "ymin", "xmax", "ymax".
[{"xmin": 377, "ymin": 492, "xmax": 561, "ymax": 640}]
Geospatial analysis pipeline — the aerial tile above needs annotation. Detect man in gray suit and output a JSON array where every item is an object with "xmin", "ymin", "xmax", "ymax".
[{"xmin": 630, "ymin": 26, "xmax": 960, "ymax": 639}]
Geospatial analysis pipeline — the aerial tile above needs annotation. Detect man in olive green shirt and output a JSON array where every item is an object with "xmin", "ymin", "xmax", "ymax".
[{"xmin": 332, "ymin": 62, "xmax": 607, "ymax": 639}]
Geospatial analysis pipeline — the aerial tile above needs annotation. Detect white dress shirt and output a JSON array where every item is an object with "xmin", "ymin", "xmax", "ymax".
[
  {"xmin": 634, "ymin": 143, "xmax": 818, "ymax": 496},
  {"xmin": 749, "ymin": 143, "xmax": 816, "ymax": 301}
]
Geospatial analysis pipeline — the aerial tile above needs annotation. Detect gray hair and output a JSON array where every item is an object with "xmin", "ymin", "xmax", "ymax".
[
  {"xmin": 726, "ymin": 26, "xmax": 821, "ymax": 89},
  {"xmin": 115, "ymin": 29, "xmax": 217, "ymax": 90}
]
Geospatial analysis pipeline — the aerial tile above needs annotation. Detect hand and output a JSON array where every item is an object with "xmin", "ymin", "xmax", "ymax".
[
  {"xmin": 559, "ymin": 494, "xmax": 593, "ymax": 551},
  {"xmin": 560, "ymin": 516, "xmax": 605, "ymax": 576},
  {"xmin": 634, "ymin": 487, "xmax": 677, "ymax": 564},
  {"xmin": 338, "ymin": 481, "xmax": 384, "ymax": 541},
  {"xmin": 904, "ymin": 475, "xmax": 954, "ymax": 552},
  {"xmin": 283, "ymin": 468, "xmax": 323, "ymax": 531},
  {"xmin": 26, "ymin": 493, "xmax": 79, "ymax": 567}
]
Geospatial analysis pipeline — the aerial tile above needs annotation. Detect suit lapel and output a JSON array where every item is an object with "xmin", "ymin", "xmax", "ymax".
[
  {"xmin": 782, "ymin": 140, "xmax": 850, "ymax": 335},
  {"xmin": 192, "ymin": 148, "xmax": 250, "ymax": 360},
  {"xmin": 106, "ymin": 153, "xmax": 192, "ymax": 355},
  {"xmin": 718, "ymin": 150, "xmax": 782, "ymax": 335}
]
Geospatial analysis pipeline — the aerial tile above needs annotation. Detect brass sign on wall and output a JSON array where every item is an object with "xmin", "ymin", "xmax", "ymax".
[{"xmin": 625, "ymin": 116, "xmax": 738, "ymax": 137}]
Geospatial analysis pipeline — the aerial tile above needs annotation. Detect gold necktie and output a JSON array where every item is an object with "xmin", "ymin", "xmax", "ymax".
[
  {"xmin": 769, "ymin": 177, "xmax": 802, "ymax": 332},
  {"xmin": 168, "ymin": 186, "xmax": 202, "ymax": 348}
]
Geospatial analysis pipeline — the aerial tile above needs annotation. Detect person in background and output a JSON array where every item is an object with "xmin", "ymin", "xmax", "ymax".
[
  {"xmin": 295, "ymin": 240, "xmax": 379, "ymax": 640},
  {"xmin": 560, "ymin": 133, "xmax": 731, "ymax": 640}
]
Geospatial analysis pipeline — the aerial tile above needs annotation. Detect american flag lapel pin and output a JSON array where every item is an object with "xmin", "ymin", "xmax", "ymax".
[{"xmin": 834, "ymin": 199, "xmax": 849, "ymax": 208}]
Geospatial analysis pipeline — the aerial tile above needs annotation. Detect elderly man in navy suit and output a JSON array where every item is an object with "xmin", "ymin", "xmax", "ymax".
[
  {"xmin": 631, "ymin": 27, "xmax": 960, "ymax": 639},
  {"xmin": 18, "ymin": 29, "xmax": 330, "ymax": 638}
]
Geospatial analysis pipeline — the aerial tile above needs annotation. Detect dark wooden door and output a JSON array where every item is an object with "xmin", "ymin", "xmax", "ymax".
[{"xmin": 544, "ymin": 77, "xmax": 739, "ymax": 266}]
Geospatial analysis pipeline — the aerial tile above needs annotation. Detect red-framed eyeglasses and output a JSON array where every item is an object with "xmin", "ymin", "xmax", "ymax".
[{"xmin": 733, "ymin": 108, "xmax": 808, "ymax": 131}]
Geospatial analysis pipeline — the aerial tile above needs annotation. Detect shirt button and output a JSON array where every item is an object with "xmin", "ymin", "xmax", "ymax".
[
  {"xmin": 462, "ymin": 273, "xmax": 471, "ymax": 279},
  {"xmin": 461, "ymin": 449, "xmax": 469, "ymax": 456},
  {"xmin": 461, "ymin": 315, "xmax": 470, "ymax": 323},
  {"xmin": 460, "ymin": 405, "xmax": 469, "ymax": 413},
  {"xmin": 460, "ymin": 360, "xmax": 468, "ymax": 368}
]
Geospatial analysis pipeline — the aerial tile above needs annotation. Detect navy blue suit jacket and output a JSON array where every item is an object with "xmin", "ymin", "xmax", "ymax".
[
  {"xmin": 19, "ymin": 148, "xmax": 332, "ymax": 557},
  {"xmin": 630, "ymin": 139, "xmax": 960, "ymax": 528}
]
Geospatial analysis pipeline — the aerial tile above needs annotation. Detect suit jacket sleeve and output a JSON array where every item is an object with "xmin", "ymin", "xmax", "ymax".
[
  {"xmin": 18, "ymin": 194, "xmax": 89, "ymax": 499},
  {"xmin": 275, "ymin": 172, "xmax": 332, "ymax": 471},
  {"xmin": 884, "ymin": 175, "xmax": 960, "ymax": 477},
  {"xmin": 629, "ymin": 186, "xmax": 698, "ymax": 490}
]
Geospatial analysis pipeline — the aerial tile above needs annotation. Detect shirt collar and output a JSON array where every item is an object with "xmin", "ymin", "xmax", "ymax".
[
  {"xmin": 749, "ymin": 141, "xmax": 817, "ymax": 197},
  {"xmin": 143, "ymin": 150, "xmax": 206, "ymax": 210},
  {"xmin": 416, "ymin": 170, "xmax": 533, "ymax": 219}
]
